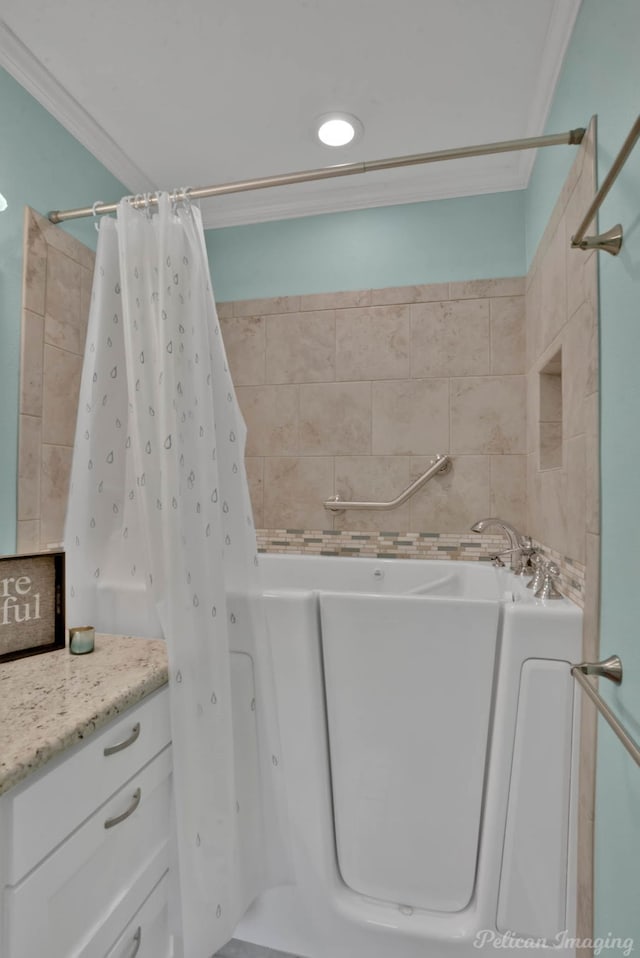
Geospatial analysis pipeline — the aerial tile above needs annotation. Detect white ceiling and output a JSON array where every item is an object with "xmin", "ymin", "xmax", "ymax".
[{"xmin": 0, "ymin": 0, "xmax": 582, "ymax": 228}]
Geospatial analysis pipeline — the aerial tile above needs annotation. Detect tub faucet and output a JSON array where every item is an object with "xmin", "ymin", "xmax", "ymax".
[{"xmin": 470, "ymin": 518, "xmax": 534, "ymax": 575}]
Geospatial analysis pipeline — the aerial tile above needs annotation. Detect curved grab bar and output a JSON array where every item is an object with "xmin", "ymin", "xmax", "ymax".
[{"xmin": 324, "ymin": 454, "xmax": 451, "ymax": 512}]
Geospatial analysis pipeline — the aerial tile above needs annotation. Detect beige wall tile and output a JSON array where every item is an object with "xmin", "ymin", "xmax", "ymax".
[
  {"xmin": 216, "ymin": 302, "xmax": 234, "ymax": 320},
  {"xmin": 42, "ymin": 345, "xmax": 83, "ymax": 447},
  {"xmin": 47, "ymin": 263, "xmax": 93, "ymax": 357},
  {"xmin": 18, "ymin": 415, "xmax": 42, "ymax": 521},
  {"xmin": 565, "ymin": 138, "xmax": 597, "ymax": 323},
  {"xmin": 16, "ymin": 520, "xmax": 40, "ymax": 554},
  {"xmin": 540, "ymin": 422, "xmax": 563, "ymax": 470},
  {"xmin": 22, "ymin": 210, "xmax": 47, "ymax": 316},
  {"xmin": 576, "ymin": 697, "xmax": 596, "ymax": 951},
  {"xmin": 410, "ymin": 455, "xmax": 490, "ymax": 533},
  {"xmin": 449, "ymin": 277, "xmax": 525, "ymax": 299},
  {"xmin": 40, "ymin": 444, "xmax": 73, "ymax": 546},
  {"xmin": 266, "ymin": 310, "xmax": 335, "ymax": 383},
  {"xmin": 451, "ymin": 376, "xmax": 526, "ymax": 454},
  {"xmin": 236, "ymin": 385, "xmax": 298, "ymax": 456},
  {"xmin": 585, "ymin": 392, "xmax": 600, "ymax": 536},
  {"xmin": 489, "ymin": 456, "xmax": 527, "ymax": 530},
  {"xmin": 411, "ymin": 299, "xmax": 490, "ymax": 378},
  {"xmin": 564, "ymin": 302, "xmax": 597, "ymax": 438},
  {"xmin": 565, "ymin": 436, "xmax": 587, "ymax": 564},
  {"xmin": 39, "ymin": 213, "xmax": 96, "ymax": 270},
  {"xmin": 20, "ymin": 309, "xmax": 45, "ymax": 418},
  {"xmin": 583, "ymin": 532, "xmax": 601, "ymax": 662},
  {"xmin": 370, "ymin": 283, "xmax": 449, "ymax": 305},
  {"xmin": 79, "ymin": 266, "xmax": 93, "ymax": 343},
  {"xmin": 264, "ymin": 457, "xmax": 334, "ymax": 529},
  {"xmin": 539, "ymin": 367, "xmax": 563, "ymax": 422},
  {"xmin": 490, "ymin": 296, "xmax": 525, "ymax": 374},
  {"xmin": 372, "ymin": 379, "xmax": 449, "ymax": 455},
  {"xmin": 525, "ymin": 267, "xmax": 542, "ymax": 370},
  {"xmin": 533, "ymin": 464, "xmax": 568, "ymax": 557},
  {"xmin": 336, "ymin": 305, "xmax": 410, "ymax": 381},
  {"xmin": 220, "ymin": 316, "xmax": 266, "ymax": 386},
  {"xmin": 333, "ymin": 457, "xmax": 412, "ymax": 532},
  {"xmin": 45, "ymin": 246, "xmax": 82, "ymax": 330},
  {"xmin": 299, "ymin": 289, "xmax": 371, "ymax": 311},
  {"xmin": 539, "ymin": 221, "xmax": 568, "ymax": 352},
  {"xmin": 300, "ymin": 382, "xmax": 371, "ymax": 455},
  {"xmin": 526, "ymin": 372, "xmax": 539, "ymax": 455},
  {"xmin": 245, "ymin": 457, "xmax": 264, "ymax": 528},
  {"xmin": 234, "ymin": 295, "xmax": 301, "ymax": 317}
]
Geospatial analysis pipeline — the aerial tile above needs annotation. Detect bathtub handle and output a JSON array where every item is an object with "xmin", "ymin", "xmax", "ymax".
[{"xmin": 324, "ymin": 455, "xmax": 451, "ymax": 512}]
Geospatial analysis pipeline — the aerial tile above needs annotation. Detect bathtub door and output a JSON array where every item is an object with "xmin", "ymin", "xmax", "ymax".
[{"xmin": 320, "ymin": 593, "xmax": 499, "ymax": 913}]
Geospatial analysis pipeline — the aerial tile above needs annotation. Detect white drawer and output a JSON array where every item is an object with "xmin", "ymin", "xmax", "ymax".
[
  {"xmin": 104, "ymin": 871, "xmax": 171, "ymax": 958},
  {"xmin": 5, "ymin": 747, "xmax": 171, "ymax": 958},
  {"xmin": 7, "ymin": 685, "xmax": 170, "ymax": 883}
]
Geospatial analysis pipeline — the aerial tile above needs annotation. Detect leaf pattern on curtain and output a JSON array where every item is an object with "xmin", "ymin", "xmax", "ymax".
[{"xmin": 65, "ymin": 194, "xmax": 290, "ymax": 958}]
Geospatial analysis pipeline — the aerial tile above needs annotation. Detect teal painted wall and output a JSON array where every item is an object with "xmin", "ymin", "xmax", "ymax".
[
  {"xmin": 526, "ymin": 0, "xmax": 640, "ymax": 947},
  {"xmin": 0, "ymin": 67, "xmax": 126, "ymax": 555},
  {"xmin": 205, "ymin": 190, "xmax": 525, "ymax": 301}
]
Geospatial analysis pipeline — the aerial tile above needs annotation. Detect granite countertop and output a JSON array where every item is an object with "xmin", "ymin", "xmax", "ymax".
[{"xmin": 0, "ymin": 634, "xmax": 168, "ymax": 796}]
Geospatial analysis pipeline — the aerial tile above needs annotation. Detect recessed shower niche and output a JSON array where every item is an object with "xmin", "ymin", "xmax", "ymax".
[{"xmin": 539, "ymin": 349, "xmax": 563, "ymax": 471}]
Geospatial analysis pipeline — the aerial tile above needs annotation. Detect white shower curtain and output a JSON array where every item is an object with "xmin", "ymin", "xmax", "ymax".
[{"xmin": 65, "ymin": 194, "xmax": 290, "ymax": 958}]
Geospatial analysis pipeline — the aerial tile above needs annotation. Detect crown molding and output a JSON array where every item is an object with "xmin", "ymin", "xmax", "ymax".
[
  {"xmin": 0, "ymin": 3, "xmax": 579, "ymax": 229},
  {"xmin": 0, "ymin": 20, "xmax": 155, "ymax": 195},
  {"xmin": 515, "ymin": 0, "xmax": 583, "ymax": 186}
]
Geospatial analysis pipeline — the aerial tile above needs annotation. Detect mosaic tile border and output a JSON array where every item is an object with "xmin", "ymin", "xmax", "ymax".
[{"xmin": 256, "ymin": 529, "xmax": 585, "ymax": 607}]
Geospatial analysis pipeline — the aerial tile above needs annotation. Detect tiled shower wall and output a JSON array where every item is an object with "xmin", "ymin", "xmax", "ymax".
[
  {"xmin": 526, "ymin": 119, "xmax": 599, "ymax": 634},
  {"xmin": 218, "ymin": 279, "xmax": 527, "ymax": 534},
  {"xmin": 524, "ymin": 118, "xmax": 600, "ymax": 945},
  {"xmin": 17, "ymin": 208, "xmax": 94, "ymax": 553}
]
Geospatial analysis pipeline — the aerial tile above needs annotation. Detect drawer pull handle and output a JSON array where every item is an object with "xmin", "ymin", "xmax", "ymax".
[
  {"xmin": 104, "ymin": 722, "xmax": 141, "ymax": 756},
  {"xmin": 104, "ymin": 788, "xmax": 141, "ymax": 829},
  {"xmin": 130, "ymin": 926, "xmax": 142, "ymax": 957}
]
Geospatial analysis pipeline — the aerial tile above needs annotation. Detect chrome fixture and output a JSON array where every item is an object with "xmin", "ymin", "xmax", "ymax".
[
  {"xmin": 574, "ymin": 655, "xmax": 623, "ymax": 685},
  {"xmin": 470, "ymin": 518, "xmax": 533, "ymax": 575},
  {"xmin": 48, "ymin": 129, "xmax": 585, "ymax": 224},
  {"xmin": 570, "ymin": 655, "xmax": 640, "ymax": 769},
  {"xmin": 534, "ymin": 561, "xmax": 562, "ymax": 600},
  {"xmin": 526, "ymin": 553, "xmax": 546, "ymax": 591},
  {"xmin": 325, "ymin": 454, "xmax": 451, "ymax": 513},
  {"xmin": 571, "ymin": 114, "xmax": 640, "ymax": 256}
]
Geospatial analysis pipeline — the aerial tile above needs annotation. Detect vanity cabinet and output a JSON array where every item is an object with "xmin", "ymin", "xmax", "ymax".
[{"xmin": 0, "ymin": 685, "xmax": 172, "ymax": 958}]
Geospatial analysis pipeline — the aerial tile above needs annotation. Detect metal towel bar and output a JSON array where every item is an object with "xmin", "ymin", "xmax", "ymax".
[
  {"xmin": 571, "ymin": 114, "xmax": 640, "ymax": 256},
  {"xmin": 324, "ymin": 454, "xmax": 451, "ymax": 513},
  {"xmin": 571, "ymin": 655, "xmax": 640, "ymax": 768}
]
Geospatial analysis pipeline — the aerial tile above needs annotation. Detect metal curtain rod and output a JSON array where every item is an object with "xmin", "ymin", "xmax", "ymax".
[
  {"xmin": 48, "ymin": 128, "xmax": 585, "ymax": 224},
  {"xmin": 571, "ymin": 113, "xmax": 640, "ymax": 256}
]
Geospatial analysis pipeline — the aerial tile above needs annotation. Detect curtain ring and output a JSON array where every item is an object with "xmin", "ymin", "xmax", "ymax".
[{"xmin": 92, "ymin": 199, "xmax": 103, "ymax": 232}]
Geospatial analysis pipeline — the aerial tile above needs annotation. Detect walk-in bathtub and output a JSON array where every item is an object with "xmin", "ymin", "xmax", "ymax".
[
  {"xmin": 96, "ymin": 553, "xmax": 583, "ymax": 957},
  {"xmin": 235, "ymin": 555, "xmax": 583, "ymax": 958}
]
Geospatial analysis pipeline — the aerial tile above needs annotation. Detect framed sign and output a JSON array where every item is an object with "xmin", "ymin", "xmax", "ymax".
[{"xmin": 0, "ymin": 552, "xmax": 65, "ymax": 663}]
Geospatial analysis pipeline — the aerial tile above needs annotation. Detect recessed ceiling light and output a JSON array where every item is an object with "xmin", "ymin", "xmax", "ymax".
[
  {"xmin": 316, "ymin": 113, "xmax": 363, "ymax": 148},
  {"xmin": 0, "ymin": 193, "xmax": 7, "ymax": 213}
]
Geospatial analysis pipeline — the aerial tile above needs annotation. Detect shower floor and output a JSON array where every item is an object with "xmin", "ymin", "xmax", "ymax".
[{"xmin": 214, "ymin": 939, "xmax": 303, "ymax": 958}]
